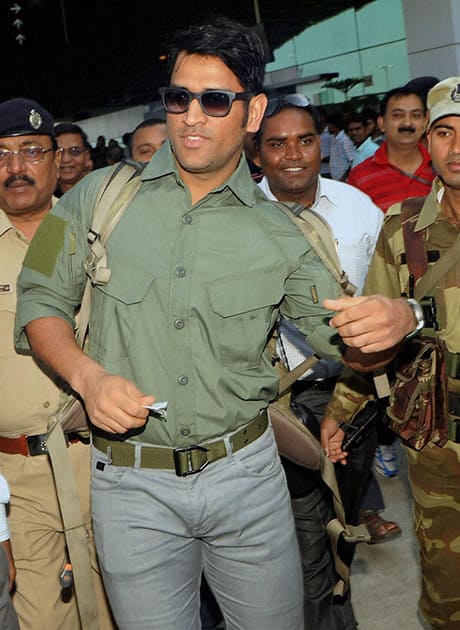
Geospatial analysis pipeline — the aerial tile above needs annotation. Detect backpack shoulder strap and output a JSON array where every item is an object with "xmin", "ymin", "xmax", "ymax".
[
  {"xmin": 400, "ymin": 196, "xmax": 460, "ymax": 301},
  {"xmin": 77, "ymin": 161, "xmax": 144, "ymax": 346},
  {"xmin": 46, "ymin": 165, "xmax": 145, "ymax": 629},
  {"xmin": 400, "ymin": 197, "xmax": 428, "ymax": 285},
  {"xmin": 91, "ymin": 159, "xmax": 143, "ymax": 232},
  {"xmin": 86, "ymin": 161, "xmax": 144, "ymax": 285},
  {"xmin": 273, "ymin": 202, "xmax": 356, "ymax": 296}
]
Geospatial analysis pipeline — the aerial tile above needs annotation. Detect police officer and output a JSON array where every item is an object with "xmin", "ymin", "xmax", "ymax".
[
  {"xmin": 323, "ymin": 77, "xmax": 460, "ymax": 629},
  {"xmin": 0, "ymin": 98, "xmax": 112, "ymax": 629}
]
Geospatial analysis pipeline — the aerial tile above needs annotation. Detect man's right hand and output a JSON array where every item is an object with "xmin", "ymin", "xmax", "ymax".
[
  {"xmin": 25, "ymin": 317, "xmax": 154, "ymax": 434},
  {"xmin": 2, "ymin": 540, "xmax": 16, "ymax": 592},
  {"xmin": 78, "ymin": 366, "xmax": 154, "ymax": 434}
]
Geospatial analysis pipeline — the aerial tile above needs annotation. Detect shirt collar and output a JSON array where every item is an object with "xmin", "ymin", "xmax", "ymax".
[
  {"xmin": 0, "ymin": 209, "xmax": 13, "ymax": 237},
  {"xmin": 415, "ymin": 177, "xmax": 444, "ymax": 231},
  {"xmin": 0, "ymin": 197, "xmax": 57, "ymax": 239},
  {"xmin": 314, "ymin": 176, "xmax": 335, "ymax": 208},
  {"xmin": 258, "ymin": 175, "xmax": 326, "ymax": 209},
  {"xmin": 140, "ymin": 141, "xmax": 257, "ymax": 207},
  {"xmin": 374, "ymin": 140, "xmax": 431, "ymax": 166}
]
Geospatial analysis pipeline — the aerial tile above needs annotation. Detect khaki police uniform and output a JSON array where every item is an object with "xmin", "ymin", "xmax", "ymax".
[{"xmin": 0, "ymin": 208, "xmax": 112, "ymax": 629}]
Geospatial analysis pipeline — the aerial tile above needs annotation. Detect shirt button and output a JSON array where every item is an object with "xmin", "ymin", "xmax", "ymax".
[
  {"xmin": 183, "ymin": 215, "xmax": 192, "ymax": 224},
  {"xmin": 176, "ymin": 266, "xmax": 186, "ymax": 277},
  {"xmin": 43, "ymin": 401, "xmax": 50, "ymax": 408},
  {"xmin": 180, "ymin": 427, "xmax": 191, "ymax": 436},
  {"xmin": 178, "ymin": 375, "xmax": 189, "ymax": 385},
  {"xmin": 174, "ymin": 319, "xmax": 185, "ymax": 329}
]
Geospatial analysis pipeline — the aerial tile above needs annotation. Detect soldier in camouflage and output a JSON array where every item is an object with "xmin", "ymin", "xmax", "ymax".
[{"xmin": 322, "ymin": 77, "xmax": 460, "ymax": 629}]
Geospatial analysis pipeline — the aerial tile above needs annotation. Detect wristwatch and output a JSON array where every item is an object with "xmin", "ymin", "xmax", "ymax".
[{"xmin": 406, "ymin": 298, "xmax": 425, "ymax": 339}]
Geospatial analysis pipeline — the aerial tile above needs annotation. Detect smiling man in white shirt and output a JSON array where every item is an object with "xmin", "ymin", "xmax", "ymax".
[{"xmin": 254, "ymin": 94, "xmax": 396, "ymax": 629}]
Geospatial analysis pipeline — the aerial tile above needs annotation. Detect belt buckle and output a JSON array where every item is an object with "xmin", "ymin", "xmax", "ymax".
[
  {"xmin": 26, "ymin": 434, "xmax": 48, "ymax": 456},
  {"xmin": 173, "ymin": 445, "xmax": 209, "ymax": 477}
]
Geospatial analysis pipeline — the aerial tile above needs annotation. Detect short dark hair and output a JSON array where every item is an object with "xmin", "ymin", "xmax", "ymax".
[
  {"xmin": 129, "ymin": 118, "xmax": 166, "ymax": 151},
  {"xmin": 54, "ymin": 122, "xmax": 91, "ymax": 150},
  {"xmin": 380, "ymin": 87, "xmax": 426, "ymax": 117},
  {"xmin": 167, "ymin": 17, "xmax": 265, "ymax": 95},
  {"xmin": 106, "ymin": 144, "xmax": 123, "ymax": 163},
  {"xmin": 326, "ymin": 112, "xmax": 345, "ymax": 131},
  {"xmin": 127, "ymin": 118, "xmax": 166, "ymax": 155},
  {"xmin": 361, "ymin": 107, "xmax": 378, "ymax": 124},
  {"xmin": 254, "ymin": 101, "xmax": 321, "ymax": 145},
  {"xmin": 346, "ymin": 112, "xmax": 367, "ymax": 127}
]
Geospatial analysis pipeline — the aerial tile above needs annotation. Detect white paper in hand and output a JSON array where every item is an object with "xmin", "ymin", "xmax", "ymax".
[{"xmin": 143, "ymin": 401, "xmax": 168, "ymax": 421}]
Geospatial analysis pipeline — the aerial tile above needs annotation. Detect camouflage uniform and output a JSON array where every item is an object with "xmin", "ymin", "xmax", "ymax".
[{"xmin": 329, "ymin": 177, "xmax": 460, "ymax": 629}]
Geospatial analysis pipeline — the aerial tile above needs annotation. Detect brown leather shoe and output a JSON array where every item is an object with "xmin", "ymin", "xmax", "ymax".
[{"xmin": 359, "ymin": 510, "xmax": 402, "ymax": 544}]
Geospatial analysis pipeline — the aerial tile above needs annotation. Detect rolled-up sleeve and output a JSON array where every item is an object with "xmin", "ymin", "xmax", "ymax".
[
  {"xmin": 281, "ymin": 246, "xmax": 344, "ymax": 361},
  {"xmin": 15, "ymin": 172, "xmax": 103, "ymax": 352}
]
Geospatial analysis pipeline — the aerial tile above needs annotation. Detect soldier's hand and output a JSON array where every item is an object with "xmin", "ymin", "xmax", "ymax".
[
  {"xmin": 324, "ymin": 295, "xmax": 416, "ymax": 353},
  {"xmin": 321, "ymin": 417, "xmax": 348, "ymax": 465},
  {"xmin": 79, "ymin": 367, "xmax": 154, "ymax": 434}
]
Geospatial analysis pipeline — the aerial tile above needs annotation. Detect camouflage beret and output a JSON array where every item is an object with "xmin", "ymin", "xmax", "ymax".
[
  {"xmin": 427, "ymin": 77, "xmax": 460, "ymax": 126},
  {"xmin": 0, "ymin": 98, "xmax": 54, "ymax": 138}
]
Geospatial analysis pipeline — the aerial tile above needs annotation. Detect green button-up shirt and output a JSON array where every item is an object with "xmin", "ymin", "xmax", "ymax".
[{"xmin": 15, "ymin": 143, "xmax": 343, "ymax": 447}]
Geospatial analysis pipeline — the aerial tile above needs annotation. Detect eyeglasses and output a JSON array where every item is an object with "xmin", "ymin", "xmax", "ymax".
[
  {"xmin": 58, "ymin": 146, "xmax": 88, "ymax": 157},
  {"xmin": 264, "ymin": 94, "xmax": 311, "ymax": 118},
  {"xmin": 158, "ymin": 87, "xmax": 252, "ymax": 117},
  {"xmin": 0, "ymin": 146, "xmax": 54, "ymax": 165}
]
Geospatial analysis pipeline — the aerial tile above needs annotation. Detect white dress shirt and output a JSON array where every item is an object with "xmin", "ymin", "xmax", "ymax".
[
  {"xmin": 0, "ymin": 474, "xmax": 10, "ymax": 542},
  {"xmin": 258, "ymin": 175, "xmax": 383, "ymax": 379}
]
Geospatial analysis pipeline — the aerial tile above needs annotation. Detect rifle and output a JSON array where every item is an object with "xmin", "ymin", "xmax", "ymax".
[{"xmin": 339, "ymin": 400, "xmax": 382, "ymax": 452}]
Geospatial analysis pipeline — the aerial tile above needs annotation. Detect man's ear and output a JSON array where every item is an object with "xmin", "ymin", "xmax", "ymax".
[
  {"xmin": 244, "ymin": 132, "xmax": 261, "ymax": 167},
  {"xmin": 54, "ymin": 148, "xmax": 62, "ymax": 168},
  {"xmin": 426, "ymin": 128, "xmax": 432, "ymax": 153},
  {"xmin": 422, "ymin": 112, "xmax": 429, "ymax": 134},
  {"xmin": 252, "ymin": 144, "xmax": 262, "ymax": 168},
  {"xmin": 377, "ymin": 115, "xmax": 385, "ymax": 134},
  {"xmin": 246, "ymin": 93, "xmax": 268, "ymax": 134}
]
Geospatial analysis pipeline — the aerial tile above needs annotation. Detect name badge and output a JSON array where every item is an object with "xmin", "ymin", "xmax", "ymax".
[{"xmin": 0, "ymin": 283, "xmax": 12, "ymax": 294}]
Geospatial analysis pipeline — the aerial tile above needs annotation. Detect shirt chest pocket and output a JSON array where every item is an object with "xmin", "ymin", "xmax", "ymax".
[
  {"xmin": 89, "ymin": 268, "xmax": 155, "ymax": 365},
  {"xmin": 207, "ymin": 272, "xmax": 284, "ymax": 370}
]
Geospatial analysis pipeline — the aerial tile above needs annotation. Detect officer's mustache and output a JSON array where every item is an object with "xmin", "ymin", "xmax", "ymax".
[
  {"xmin": 4, "ymin": 174, "xmax": 35, "ymax": 187},
  {"xmin": 398, "ymin": 126, "xmax": 416, "ymax": 134}
]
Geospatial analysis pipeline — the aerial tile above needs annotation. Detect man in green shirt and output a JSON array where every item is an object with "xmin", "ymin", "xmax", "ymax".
[{"xmin": 15, "ymin": 18, "xmax": 345, "ymax": 630}]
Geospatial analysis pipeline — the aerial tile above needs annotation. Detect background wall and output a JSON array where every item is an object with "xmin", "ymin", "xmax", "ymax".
[{"xmin": 264, "ymin": 0, "xmax": 410, "ymax": 105}]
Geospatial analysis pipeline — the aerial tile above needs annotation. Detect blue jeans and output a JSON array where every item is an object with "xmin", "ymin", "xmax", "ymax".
[{"xmin": 91, "ymin": 425, "xmax": 303, "ymax": 630}]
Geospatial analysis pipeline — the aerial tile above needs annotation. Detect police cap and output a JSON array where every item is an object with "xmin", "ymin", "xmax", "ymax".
[
  {"xmin": 427, "ymin": 77, "xmax": 460, "ymax": 126},
  {"xmin": 0, "ymin": 98, "xmax": 54, "ymax": 138}
]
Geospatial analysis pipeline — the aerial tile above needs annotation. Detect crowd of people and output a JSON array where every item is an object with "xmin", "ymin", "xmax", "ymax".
[{"xmin": 0, "ymin": 14, "xmax": 459, "ymax": 630}]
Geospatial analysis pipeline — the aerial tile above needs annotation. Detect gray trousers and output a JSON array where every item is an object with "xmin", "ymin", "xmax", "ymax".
[
  {"xmin": 91, "ymin": 426, "xmax": 303, "ymax": 630},
  {"xmin": 0, "ymin": 545, "xmax": 19, "ymax": 630}
]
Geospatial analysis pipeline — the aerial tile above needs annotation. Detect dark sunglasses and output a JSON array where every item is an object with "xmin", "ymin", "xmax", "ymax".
[
  {"xmin": 264, "ymin": 94, "xmax": 311, "ymax": 118},
  {"xmin": 158, "ymin": 87, "xmax": 252, "ymax": 117}
]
